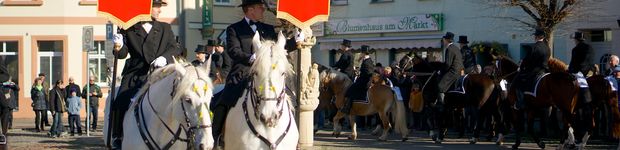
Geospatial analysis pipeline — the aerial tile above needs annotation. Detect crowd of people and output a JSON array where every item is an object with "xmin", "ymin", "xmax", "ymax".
[{"xmin": 28, "ymin": 74, "xmax": 102, "ymax": 138}]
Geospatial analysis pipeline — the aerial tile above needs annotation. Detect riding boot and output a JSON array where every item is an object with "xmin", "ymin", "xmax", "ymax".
[
  {"xmin": 515, "ymin": 89, "xmax": 525, "ymax": 110},
  {"xmin": 212, "ymin": 105, "xmax": 229, "ymax": 146},
  {"xmin": 340, "ymin": 98, "xmax": 352, "ymax": 114},
  {"xmin": 111, "ymin": 110, "xmax": 126, "ymax": 150}
]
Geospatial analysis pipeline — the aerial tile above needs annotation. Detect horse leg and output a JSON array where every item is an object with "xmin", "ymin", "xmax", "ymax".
[
  {"xmin": 348, "ymin": 115, "xmax": 357, "ymax": 140},
  {"xmin": 377, "ymin": 112, "xmax": 391, "ymax": 141},
  {"xmin": 512, "ymin": 110, "xmax": 523, "ymax": 150},
  {"xmin": 332, "ymin": 112, "xmax": 345, "ymax": 138},
  {"xmin": 470, "ymin": 107, "xmax": 481, "ymax": 144},
  {"xmin": 562, "ymin": 110, "xmax": 577, "ymax": 149},
  {"xmin": 371, "ymin": 124, "xmax": 382, "ymax": 136}
]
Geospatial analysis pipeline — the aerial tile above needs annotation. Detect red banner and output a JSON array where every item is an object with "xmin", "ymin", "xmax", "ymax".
[
  {"xmin": 97, "ymin": 0, "xmax": 152, "ymax": 29},
  {"xmin": 277, "ymin": 0, "xmax": 330, "ymax": 28}
]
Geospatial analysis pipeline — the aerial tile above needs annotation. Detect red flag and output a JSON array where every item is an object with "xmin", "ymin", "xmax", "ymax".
[
  {"xmin": 97, "ymin": 0, "xmax": 152, "ymax": 29},
  {"xmin": 277, "ymin": 0, "xmax": 330, "ymax": 28}
]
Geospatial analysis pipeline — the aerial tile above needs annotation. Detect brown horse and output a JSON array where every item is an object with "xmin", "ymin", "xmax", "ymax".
[
  {"xmin": 404, "ymin": 56, "xmax": 499, "ymax": 144},
  {"xmin": 508, "ymin": 58, "xmax": 580, "ymax": 149},
  {"xmin": 580, "ymin": 75, "xmax": 620, "ymax": 149},
  {"xmin": 319, "ymin": 68, "xmax": 408, "ymax": 141}
]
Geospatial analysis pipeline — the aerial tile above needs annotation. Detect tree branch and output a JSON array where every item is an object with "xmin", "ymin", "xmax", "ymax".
[{"xmin": 486, "ymin": 16, "xmax": 537, "ymax": 28}]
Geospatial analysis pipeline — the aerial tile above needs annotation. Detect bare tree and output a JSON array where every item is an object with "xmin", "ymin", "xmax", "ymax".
[{"xmin": 478, "ymin": 0, "xmax": 607, "ymax": 57}]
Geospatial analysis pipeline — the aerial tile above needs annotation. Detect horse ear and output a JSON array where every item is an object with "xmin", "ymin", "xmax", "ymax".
[
  {"xmin": 276, "ymin": 31, "xmax": 286, "ymax": 50},
  {"xmin": 252, "ymin": 32, "xmax": 262, "ymax": 52}
]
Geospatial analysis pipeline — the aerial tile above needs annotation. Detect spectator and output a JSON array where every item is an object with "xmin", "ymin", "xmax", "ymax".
[
  {"xmin": 66, "ymin": 91, "xmax": 82, "ymax": 136},
  {"xmin": 0, "ymin": 55, "xmax": 18, "ymax": 144},
  {"xmin": 48, "ymin": 80, "xmax": 66, "ymax": 138},
  {"xmin": 65, "ymin": 77, "xmax": 81, "ymax": 99},
  {"xmin": 82, "ymin": 76, "xmax": 102, "ymax": 131},
  {"xmin": 37, "ymin": 73, "xmax": 51, "ymax": 126},
  {"xmin": 31, "ymin": 77, "xmax": 47, "ymax": 132},
  {"xmin": 6, "ymin": 78, "xmax": 18, "ymax": 130},
  {"xmin": 606, "ymin": 55, "xmax": 619, "ymax": 76}
]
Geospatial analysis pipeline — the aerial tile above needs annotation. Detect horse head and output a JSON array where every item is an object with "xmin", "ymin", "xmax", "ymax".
[
  {"xmin": 371, "ymin": 73, "xmax": 386, "ymax": 85},
  {"xmin": 249, "ymin": 32, "xmax": 294, "ymax": 128},
  {"xmin": 143, "ymin": 62, "xmax": 215, "ymax": 150}
]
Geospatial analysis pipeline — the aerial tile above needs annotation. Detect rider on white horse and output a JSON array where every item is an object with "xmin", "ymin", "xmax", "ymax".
[{"xmin": 109, "ymin": 0, "xmax": 181, "ymax": 148}]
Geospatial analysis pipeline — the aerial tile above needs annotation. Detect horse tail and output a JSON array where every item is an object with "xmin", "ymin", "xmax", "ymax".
[
  {"xmin": 391, "ymin": 91, "xmax": 409, "ymax": 136},
  {"xmin": 610, "ymin": 93, "xmax": 620, "ymax": 138}
]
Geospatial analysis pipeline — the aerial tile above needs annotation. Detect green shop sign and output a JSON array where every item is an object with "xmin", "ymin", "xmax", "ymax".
[
  {"xmin": 326, "ymin": 14, "xmax": 443, "ymax": 35},
  {"xmin": 202, "ymin": 0, "xmax": 214, "ymax": 38}
]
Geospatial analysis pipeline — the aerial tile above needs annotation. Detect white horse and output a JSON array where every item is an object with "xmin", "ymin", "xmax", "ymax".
[
  {"xmin": 224, "ymin": 33, "xmax": 299, "ymax": 150},
  {"xmin": 105, "ymin": 60, "xmax": 215, "ymax": 150}
]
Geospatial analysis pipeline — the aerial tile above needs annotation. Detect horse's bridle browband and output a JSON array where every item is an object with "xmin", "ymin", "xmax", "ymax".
[
  {"xmin": 134, "ymin": 70, "xmax": 212, "ymax": 150},
  {"xmin": 242, "ymin": 82, "xmax": 292, "ymax": 150}
]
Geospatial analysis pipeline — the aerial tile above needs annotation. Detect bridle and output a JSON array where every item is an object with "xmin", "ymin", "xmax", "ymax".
[
  {"xmin": 134, "ymin": 67, "xmax": 212, "ymax": 150},
  {"xmin": 241, "ymin": 72, "xmax": 291, "ymax": 150}
]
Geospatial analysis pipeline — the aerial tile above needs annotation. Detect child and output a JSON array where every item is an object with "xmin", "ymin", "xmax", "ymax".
[{"xmin": 66, "ymin": 91, "xmax": 82, "ymax": 136}]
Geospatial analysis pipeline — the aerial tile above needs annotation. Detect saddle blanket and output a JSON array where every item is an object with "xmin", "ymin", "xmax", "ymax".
[
  {"xmin": 213, "ymin": 84, "xmax": 225, "ymax": 95},
  {"xmin": 524, "ymin": 73, "xmax": 550, "ymax": 97},
  {"xmin": 573, "ymin": 72, "xmax": 589, "ymax": 88},
  {"xmin": 385, "ymin": 78, "xmax": 404, "ymax": 101},
  {"xmin": 448, "ymin": 74, "xmax": 468, "ymax": 94},
  {"xmin": 606, "ymin": 76, "xmax": 618, "ymax": 92}
]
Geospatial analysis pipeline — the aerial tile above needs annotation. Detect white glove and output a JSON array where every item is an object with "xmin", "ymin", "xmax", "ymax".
[
  {"xmin": 295, "ymin": 29, "xmax": 305, "ymax": 43},
  {"xmin": 249, "ymin": 54, "xmax": 257, "ymax": 63},
  {"xmin": 113, "ymin": 33, "xmax": 124, "ymax": 48},
  {"xmin": 152, "ymin": 56, "xmax": 167, "ymax": 67}
]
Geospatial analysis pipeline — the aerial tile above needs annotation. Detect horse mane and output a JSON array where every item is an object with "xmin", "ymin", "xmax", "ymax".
[
  {"xmin": 548, "ymin": 58, "xmax": 568, "ymax": 73},
  {"xmin": 250, "ymin": 40, "xmax": 294, "ymax": 80}
]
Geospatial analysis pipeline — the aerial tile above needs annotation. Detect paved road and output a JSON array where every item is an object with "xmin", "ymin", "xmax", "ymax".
[{"xmin": 2, "ymin": 118, "xmax": 618, "ymax": 149}]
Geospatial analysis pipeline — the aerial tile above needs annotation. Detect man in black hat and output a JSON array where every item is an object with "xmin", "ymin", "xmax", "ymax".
[
  {"xmin": 341, "ymin": 45, "xmax": 374, "ymax": 114},
  {"xmin": 211, "ymin": 0, "xmax": 298, "ymax": 143},
  {"xmin": 192, "ymin": 44, "xmax": 208, "ymax": 66},
  {"xmin": 512, "ymin": 29, "xmax": 550, "ymax": 110},
  {"xmin": 437, "ymin": 32, "xmax": 463, "ymax": 104},
  {"xmin": 568, "ymin": 32, "xmax": 595, "ymax": 76},
  {"xmin": 333, "ymin": 39, "xmax": 355, "ymax": 80},
  {"xmin": 459, "ymin": 35, "xmax": 477, "ymax": 74},
  {"xmin": 110, "ymin": 0, "xmax": 181, "ymax": 148}
]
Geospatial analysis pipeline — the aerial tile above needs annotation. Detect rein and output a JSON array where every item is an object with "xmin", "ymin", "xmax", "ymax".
[{"xmin": 134, "ymin": 70, "xmax": 212, "ymax": 150}]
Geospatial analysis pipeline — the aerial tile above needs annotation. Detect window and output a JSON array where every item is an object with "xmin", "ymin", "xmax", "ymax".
[
  {"xmin": 331, "ymin": 0, "xmax": 348, "ymax": 5},
  {"xmin": 589, "ymin": 30, "xmax": 612, "ymax": 42},
  {"xmin": 88, "ymin": 41, "xmax": 109, "ymax": 86},
  {"xmin": 2, "ymin": 0, "xmax": 43, "ymax": 6},
  {"xmin": 370, "ymin": 0, "xmax": 394, "ymax": 3},
  {"xmin": 37, "ymin": 41, "xmax": 63, "ymax": 87},
  {"xmin": 0, "ymin": 41, "xmax": 19, "ymax": 86},
  {"xmin": 214, "ymin": 0, "xmax": 231, "ymax": 5}
]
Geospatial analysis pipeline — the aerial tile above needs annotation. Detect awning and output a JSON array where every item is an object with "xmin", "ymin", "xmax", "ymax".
[{"xmin": 317, "ymin": 34, "xmax": 443, "ymax": 50}]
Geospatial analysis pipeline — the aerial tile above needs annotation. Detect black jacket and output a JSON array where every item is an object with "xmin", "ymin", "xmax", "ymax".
[
  {"xmin": 224, "ymin": 19, "xmax": 277, "ymax": 85},
  {"xmin": 568, "ymin": 42, "xmax": 594, "ymax": 74},
  {"xmin": 346, "ymin": 57, "xmax": 374, "ymax": 100},
  {"xmin": 333, "ymin": 50, "xmax": 355, "ymax": 78},
  {"xmin": 461, "ymin": 45, "xmax": 477, "ymax": 73},
  {"xmin": 521, "ymin": 41, "xmax": 550, "ymax": 74},
  {"xmin": 65, "ymin": 83, "xmax": 81, "ymax": 99},
  {"xmin": 113, "ymin": 20, "xmax": 180, "ymax": 111},
  {"xmin": 49, "ymin": 87, "xmax": 66, "ymax": 112}
]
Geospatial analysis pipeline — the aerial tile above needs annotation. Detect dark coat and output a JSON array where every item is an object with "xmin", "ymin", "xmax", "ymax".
[
  {"xmin": 333, "ymin": 50, "xmax": 355, "ymax": 79},
  {"xmin": 31, "ymin": 87, "xmax": 48, "ymax": 111},
  {"xmin": 82, "ymin": 83, "xmax": 102, "ymax": 107},
  {"xmin": 568, "ymin": 42, "xmax": 594, "ymax": 74},
  {"xmin": 0, "ymin": 83, "xmax": 18, "ymax": 108},
  {"xmin": 65, "ymin": 83, "xmax": 81, "ymax": 99},
  {"xmin": 514, "ymin": 41, "xmax": 550, "ymax": 89},
  {"xmin": 346, "ymin": 57, "xmax": 374, "ymax": 100},
  {"xmin": 49, "ymin": 87, "xmax": 66, "ymax": 113},
  {"xmin": 438, "ymin": 43, "xmax": 464, "ymax": 93},
  {"xmin": 219, "ymin": 51, "xmax": 231, "ymax": 79},
  {"xmin": 461, "ymin": 45, "xmax": 477, "ymax": 74},
  {"xmin": 114, "ymin": 20, "xmax": 180, "ymax": 111}
]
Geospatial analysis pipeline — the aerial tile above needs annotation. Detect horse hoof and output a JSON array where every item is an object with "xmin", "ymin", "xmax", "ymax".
[
  {"xmin": 469, "ymin": 138, "xmax": 478, "ymax": 144},
  {"xmin": 511, "ymin": 145, "xmax": 519, "ymax": 150},
  {"xmin": 496, "ymin": 141, "xmax": 503, "ymax": 146},
  {"xmin": 401, "ymin": 138, "xmax": 408, "ymax": 142},
  {"xmin": 348, "ymin": 136, "xmax": 357, "ymax": 140},
  {"xmin": 378, "ymin": 138, "xmax": 387, "ymax": 142},
  {"xmin": 568, "ymin": 144, "xmax": 576, "ymax": 149},
  {"xmin": 434, "ymin": 140, "xmax": 442, "ymax": 144}
]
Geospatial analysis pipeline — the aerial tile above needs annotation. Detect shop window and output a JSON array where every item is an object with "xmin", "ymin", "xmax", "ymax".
[
  {"xmin": 332, "ymin": 0, "xmax": 348, "ymax": 5},
  {"xmin": 88, "ymin": 41, "xmax": 109, "ymax": 86},
  {"xmin": 2, "ymin": 0, "xmax": 43, "ymax": 6},
  {"xmin": 37, "ymin": 41, "xmax": 63, "ymax": 87}
]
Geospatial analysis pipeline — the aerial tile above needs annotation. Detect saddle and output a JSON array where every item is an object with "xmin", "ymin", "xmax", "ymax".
[
  {"xmin": 352, "ymin": 92, "xmax": 370, "ymax": 104},
  {"xmin": 523, "ymin": 73, "xmax": 550, "ymax": 97},
  {"xmin": 447, "ymin": 74, "xmax": 468, "ymax": 94}
]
